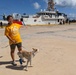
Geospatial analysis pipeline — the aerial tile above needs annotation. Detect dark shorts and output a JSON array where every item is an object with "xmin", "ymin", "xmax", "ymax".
[{"xmin": 10, "ymin": 42, "xmax": 22, "ymax": 50}]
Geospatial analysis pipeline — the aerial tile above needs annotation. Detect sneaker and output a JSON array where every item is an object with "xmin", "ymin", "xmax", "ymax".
[{"xmin": 11, "ymin": 61, "xmax": 17, "ymax": 66}]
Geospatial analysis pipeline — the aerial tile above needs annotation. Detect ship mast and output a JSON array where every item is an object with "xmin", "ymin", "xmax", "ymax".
[{"xmin": 47, "ymin": 0, "xmax": 55, "ymax": 11}]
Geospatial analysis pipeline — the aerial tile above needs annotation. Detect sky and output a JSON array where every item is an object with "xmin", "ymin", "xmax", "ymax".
[{"xmin": 0, "ymin": 0, "xmax": 76, "ymax": 18}]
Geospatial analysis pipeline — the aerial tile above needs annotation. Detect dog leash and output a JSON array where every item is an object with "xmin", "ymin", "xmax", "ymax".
[
  {"xmin": 1, "ymin": 45, "xmax": 26, "ymax": 49},
  {"xmin": 1, "ymin": 45, "xmax": 9, "ymax": 48},
  {"xmin": 22, "ymin": 46, "xmax": 26, "ymax": 49}
]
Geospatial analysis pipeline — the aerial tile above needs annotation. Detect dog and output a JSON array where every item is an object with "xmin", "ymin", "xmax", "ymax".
[{"xmin": 17, "ymin": 48, "xmax": 39, "ymax": 71}]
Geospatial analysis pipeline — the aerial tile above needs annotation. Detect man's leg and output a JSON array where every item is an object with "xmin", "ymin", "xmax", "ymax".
[
  {"xmin": 10, "ymin": 49, "xmax": 15, "ymax": 62},
  {"xmin": 16, "ymin": 42, "xmax": 22, "ymax": 52},
  {"xmin": 10, "ymin": 44, "xmax": 17, "ymax": 66}
]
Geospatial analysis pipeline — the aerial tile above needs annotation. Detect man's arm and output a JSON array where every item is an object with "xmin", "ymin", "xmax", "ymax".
[{"xmin": 6, "ymin": 35, "xmax": 16, "ymax": 43}]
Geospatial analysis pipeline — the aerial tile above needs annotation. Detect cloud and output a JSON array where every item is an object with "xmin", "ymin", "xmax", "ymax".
[
  {"xmin": 68, "ymin": 13, "xmax": 76, "ymax": 17},
  {"xmin": 33, "ymin": 2, "xmax": 41, "ymax": 9},
  {"xmin": 43, "ymin": 0, "xmax": 48, "ymax": 3},
  {"xmin": 43, "ymin": 0, "xmax": 76, "ymax": 7},
  {"xmin": 55, "ymin": 0, "xmax": 76, "ymax": 7}
]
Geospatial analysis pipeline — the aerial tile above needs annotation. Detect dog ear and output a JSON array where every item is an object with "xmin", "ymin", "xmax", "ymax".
[
  {"xmin": 32, "ymin": 48, "xmax": 39, "ymax": 52},
  {"xmin": 32, "ymin": 48, "xmax": 38, "ymax": 50}
]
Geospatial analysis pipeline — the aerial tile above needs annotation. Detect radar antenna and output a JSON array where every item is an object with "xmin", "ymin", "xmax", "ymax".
[{"xmin": 47, "ymin": 0, "xmax": 55, "ymax": 11}]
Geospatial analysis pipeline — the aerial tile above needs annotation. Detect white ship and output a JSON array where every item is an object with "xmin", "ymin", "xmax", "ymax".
[{"xmin": 22, "ymin": 0, "xmax": 67, "ymax": 25}]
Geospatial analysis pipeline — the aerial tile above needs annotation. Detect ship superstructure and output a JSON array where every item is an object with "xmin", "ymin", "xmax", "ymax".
[{"xmin": 21, "ymin": 0, "xmax": 67, "ymax": 25}]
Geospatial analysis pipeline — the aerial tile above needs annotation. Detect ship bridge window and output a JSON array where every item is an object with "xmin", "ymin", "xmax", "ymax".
[
  {"xmin": 42, "ymin": 13, "xmax": 45, "ymax": 15},
  {"xmin": 46, "ymin": 13, "xmax": 49, "ymax": 15}
]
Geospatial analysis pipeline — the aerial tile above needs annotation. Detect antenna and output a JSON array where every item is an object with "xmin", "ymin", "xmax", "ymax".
[{"xmin": 47, "ymin": 0, "xmax": 55, "ymax": 11}]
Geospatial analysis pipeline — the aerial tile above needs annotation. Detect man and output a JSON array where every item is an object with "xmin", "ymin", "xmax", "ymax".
[
  {"xmin": 5, "ymin": 15, "xmax": 23, "ymax": 66},
  {"xmin": 0, "ymin": 22, "xmax": 3, "ymax": 28}
]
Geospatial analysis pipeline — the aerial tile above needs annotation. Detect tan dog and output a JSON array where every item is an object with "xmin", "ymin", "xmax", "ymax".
[{"xmin": 17, "ymin": 48, "xmax": 39, "ymax": 71}]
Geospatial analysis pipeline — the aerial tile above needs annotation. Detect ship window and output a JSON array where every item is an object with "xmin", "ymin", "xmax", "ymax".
[
  {"xmin": 46, "ymin": 13, "xmax": 49, "ymax": 15},
  {"xmin": 58, "ymin": 19, "xmax": 59, "ymax": 22},
  {"xmin": 34, "ymin": 19, "xmax": 37, "ymax": 22},
  {"xmin": 48, "ymin": 22, "xmax": 50, "ymax": 24}
]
